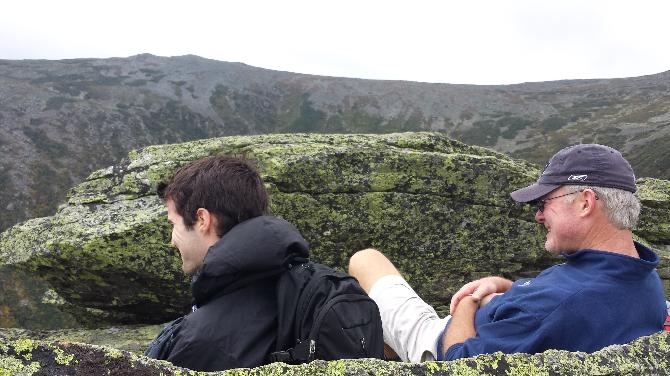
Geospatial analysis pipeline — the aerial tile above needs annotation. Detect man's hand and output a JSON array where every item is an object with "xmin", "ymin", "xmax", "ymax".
[
  {"xmin": 479, "ymin": 292, "xmax": 503, "ymax": 307},
  {"xmin": 442, "ymin": 279, "xmax": 512, "ymax": 358},
  {"xmin": 442, "ymin": 294, "xmax": 478, "ymax": 353},
  {"xmin": 449, "ymin": 277, "xmax": 512, "ymax": 313}
]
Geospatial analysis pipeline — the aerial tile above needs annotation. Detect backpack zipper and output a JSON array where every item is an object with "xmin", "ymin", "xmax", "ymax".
[
  {"xmin": 306, "ymin": 293, "xmax": 372, "ymax": 358},
  {"xmin": 294, "ymin": 265, "xmax": 352, "ymax": 339}
]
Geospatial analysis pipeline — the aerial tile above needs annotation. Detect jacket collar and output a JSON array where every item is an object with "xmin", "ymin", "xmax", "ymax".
[
  {"xmin": 191, "ymin": 215, "xmax": 308, "ymax": 305},
  {"xmin": 562, "ymin": 241, "xmax": 659, "ymax": 281}
]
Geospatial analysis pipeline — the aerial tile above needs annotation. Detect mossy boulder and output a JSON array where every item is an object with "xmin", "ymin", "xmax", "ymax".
[
  {"xmin": 1, "ymin": 331, "xmax": 670, "ymax": 375},
  {"xmin": 1, "ymin": 132, "xmax": 669, "ymax": 325},
  {"xmin": 636, "ymin": 177, "xmax": 670, "ymax": 247},
  {"xmin": 0, "ymin": 324, "xmax": 162, "ymax": 356}
]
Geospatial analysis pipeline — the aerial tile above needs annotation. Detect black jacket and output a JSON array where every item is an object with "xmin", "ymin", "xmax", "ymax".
[{"xmin": 165, "ymin": 216, "xmax": 309, "ymax": 371}]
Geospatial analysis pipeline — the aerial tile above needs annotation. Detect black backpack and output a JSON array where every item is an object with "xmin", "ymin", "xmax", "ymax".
[{"xmin": 268, "ymin": 257, "xmax": 385, "ymax": 364}]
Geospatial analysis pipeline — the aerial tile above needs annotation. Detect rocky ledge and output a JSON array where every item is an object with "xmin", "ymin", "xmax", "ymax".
[
  {"xmin": 1, "ymin": 132, "xmax": 669, "ymax": 326},
  {"xmin": 1, "ymin": 331, "xmax": 669, "ymax": 375}
]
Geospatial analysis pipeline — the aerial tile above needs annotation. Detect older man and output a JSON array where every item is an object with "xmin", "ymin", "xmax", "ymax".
[{"xmin": 349, "ymin": 144, "xmax": 666, "ymax": 362}]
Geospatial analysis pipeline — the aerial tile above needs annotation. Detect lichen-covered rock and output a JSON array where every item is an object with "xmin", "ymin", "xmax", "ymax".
[
  {"xmin": 1, "ymin": 331, "xmax": 669, "ymax": 375},
  {"xmin": 1, "ymin": 132, "xmax": 669, "ymax": 325},
  {"xmin": 0, "ymin": 266, "xmax": 79, "ymax": 330},
  {"xmin": 636, "ymin": 178, "xmax": 670, "ymax": 248},
  {"xmin": 0, "ymin": 336, "xmax": 186, "ymax": 375},
  {"xmin": 0, "ymin": 324, "xmax": 162, "ymax": 356}
]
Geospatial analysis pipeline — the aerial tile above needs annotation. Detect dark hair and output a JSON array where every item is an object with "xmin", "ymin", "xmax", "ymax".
[{"xmin": 157, "ymin": 155, "xmax": 269, "ymax": 237}]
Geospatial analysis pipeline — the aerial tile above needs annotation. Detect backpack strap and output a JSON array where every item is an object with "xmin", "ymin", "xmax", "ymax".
[
  {"xmin": 268, "ymin": 339, "xmax": 315, "ymax": 364},
  {"xmin": 284, "ymin": 254, "xmax": 309, "ymax": 268},
  {"xmin": 268, "ymin": 254, "xmax": 313, "ymax": 365}
]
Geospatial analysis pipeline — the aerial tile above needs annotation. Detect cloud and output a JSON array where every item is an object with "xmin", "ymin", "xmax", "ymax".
[{"xmin": 1, "ymin": 0, "xmax": 669, "ymax": 84}]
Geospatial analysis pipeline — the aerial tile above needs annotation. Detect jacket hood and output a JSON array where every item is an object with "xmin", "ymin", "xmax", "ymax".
[{"xmin": 191, "ymin": 216, "xmax": 309, "ymax": 305}]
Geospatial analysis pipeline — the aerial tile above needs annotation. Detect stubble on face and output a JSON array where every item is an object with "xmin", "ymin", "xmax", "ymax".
[
  {"xmin": 536, "ymin": 192, "xmax": 582, "ymax": 254},
  {"xmin": 166, "ymin": 200, "xmax": 208, "ymax": 276}
]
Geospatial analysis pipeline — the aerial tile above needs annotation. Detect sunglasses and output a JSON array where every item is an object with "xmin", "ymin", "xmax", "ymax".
[{"xmin": 534, "ymin": 189, "xmax": 598, "ymax": 213}]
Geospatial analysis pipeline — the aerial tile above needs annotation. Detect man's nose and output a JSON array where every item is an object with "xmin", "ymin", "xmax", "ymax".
[{"xmin": 534, "ymin": 208, "xmax": 544, "ymax": 223}]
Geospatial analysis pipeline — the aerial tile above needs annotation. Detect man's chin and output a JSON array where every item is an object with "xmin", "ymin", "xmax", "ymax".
[
  {"xmin": 545, "ymin": 243, "xmax": 578, "ymax": 255},
  {"xmin": 182, "ymin": 265, "xmax": 194, "ymax": 276},
  {"xmin": 544, "ymin": 241, "xmax": 562, "ymax": 255},
  {"xmin": 544, "ymin": 240, "xmax": 554, "ymax": 253}
]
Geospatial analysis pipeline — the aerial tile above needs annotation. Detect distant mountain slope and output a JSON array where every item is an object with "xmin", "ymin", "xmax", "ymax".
[{"xmin": 0, "ymin": 54, "xmax": 669, "ymax": 231}]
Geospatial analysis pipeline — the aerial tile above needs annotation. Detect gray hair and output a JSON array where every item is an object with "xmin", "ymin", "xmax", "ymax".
[{"xmin": 564, "ymin": 185, "xmax": 640, "ymax": 230}]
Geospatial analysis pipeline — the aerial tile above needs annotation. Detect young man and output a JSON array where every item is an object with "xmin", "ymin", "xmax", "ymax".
[
  {"xmin": 349, "ymin": 144, "xmax": 666, "ymax": 362},
  {"xmin": 153, "ymin": 155, "xmax": 309, "ymax": 371}
]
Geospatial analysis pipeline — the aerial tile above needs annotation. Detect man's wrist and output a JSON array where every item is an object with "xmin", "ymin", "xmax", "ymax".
[{"xmin": 443, "ymin": 294, "xmax": 479, "ymax": 354}]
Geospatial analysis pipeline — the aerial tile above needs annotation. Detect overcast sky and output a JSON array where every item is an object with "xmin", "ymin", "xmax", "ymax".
[{"xmin": 2, "ymin": 0, "xmax": 669, "ymax": 85}]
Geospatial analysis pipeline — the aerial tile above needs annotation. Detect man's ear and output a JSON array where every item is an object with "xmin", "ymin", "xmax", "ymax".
[
  {"xmin": 579, "ymin": 189, "xmax": 599, "ymax": 216},
  {"xmin": 195, "ymin": 208, "xmax": 216, "ymax": 233}
]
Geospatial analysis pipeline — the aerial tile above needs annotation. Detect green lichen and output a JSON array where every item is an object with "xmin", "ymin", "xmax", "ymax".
[
  {"xmin": 503, "ymin": 358, "xmax": 548, "ymax": 376},
  {"xmin": 52, "ymin": 347, "xmax": 75, "ymax": 365},
  {"xmin": 637, "ymin": 177, "xmax": 670, "ymax": 203},
  {"xmin": 636, "ymin": 177, "xmax": 670, "ymax": 249},
  {"xmin": 443, "ymin": 360, "xmax": 484, "ymax": 376},
  {"xmin": 41, "ymin": 289, "xmax": 66, "ymax": 306},
  {"xmin": 1, "ymin": 332, "xmax": 670, "ymax": 375},
  {"xmin": 105, "ymin": 348, "xmax": 123, "ymax": 359},
  {"xmin": 12, "ymin": 340, "xmax": 36, "ymax": 361},
  {"xmin": 0, "ymin": 357, "xmax": 41, "ymax": 376},
  {"xmin": 424, "ymin": 361, "xmax": 440, "ymax": 373},
  {"xmin": 324, "ymin": 360, "xmax": 346, "ymax": 375},
  {"xmin": 0, "ymin": 324, "xmax": 163, "ymax": 356}
]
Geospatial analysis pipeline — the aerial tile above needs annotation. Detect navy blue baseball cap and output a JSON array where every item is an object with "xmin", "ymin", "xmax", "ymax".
[{"xmin": 510, "ymin": 144, "xmax": 637, "ymax": 203}]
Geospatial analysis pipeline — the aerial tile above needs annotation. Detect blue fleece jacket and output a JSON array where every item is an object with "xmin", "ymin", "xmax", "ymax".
[{"xmin": 440, "ymin": 242, "xmax": 666, "ymax": 360}]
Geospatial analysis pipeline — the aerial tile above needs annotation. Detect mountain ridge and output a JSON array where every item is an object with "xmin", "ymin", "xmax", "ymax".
[{"xmin": 0, "ymin": 54, "xmax": 668, "ymax": 232}]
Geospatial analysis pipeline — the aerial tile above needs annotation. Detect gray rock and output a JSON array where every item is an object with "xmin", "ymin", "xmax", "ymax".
[
  {"xmin": 1, "ymin": 331, "xmax": 669, "ymax": 375},
  {"xmin": 1, "ymin": 132, "xmax": 668, "ymax": 326}
]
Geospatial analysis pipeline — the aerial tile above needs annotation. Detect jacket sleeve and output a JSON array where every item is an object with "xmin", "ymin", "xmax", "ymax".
[
  {"xmin": 444, "ymin": 302, "xmax": 543, "ymax": 360},
  {"xmin": 164, "ymin": 281, "xmax": 279, "ymax": 371},
  {"xmin": 164, "ymin": 317, "xmax": 238, "ymax": 372}
]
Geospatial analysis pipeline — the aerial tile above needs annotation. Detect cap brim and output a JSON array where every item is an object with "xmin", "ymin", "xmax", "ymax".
[{"xmin": 510, "ymin": 183, "xmax": 560, "ymax": 203}]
